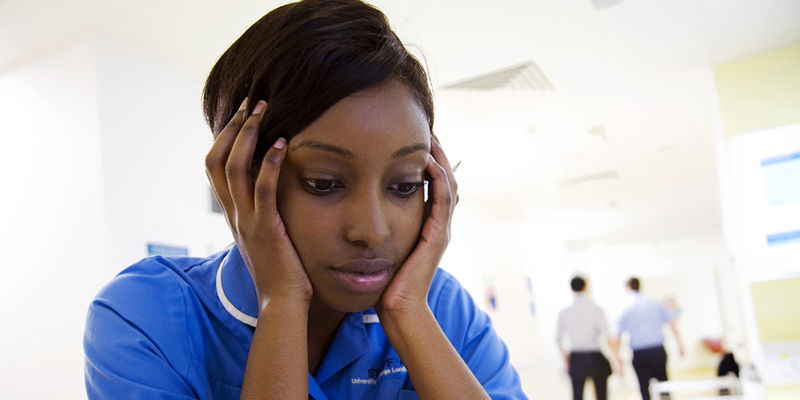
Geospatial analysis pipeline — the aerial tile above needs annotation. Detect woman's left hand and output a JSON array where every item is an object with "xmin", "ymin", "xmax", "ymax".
[{"xmin": 377, "ymin": 134, "xmax": 458, "ymax": 316}]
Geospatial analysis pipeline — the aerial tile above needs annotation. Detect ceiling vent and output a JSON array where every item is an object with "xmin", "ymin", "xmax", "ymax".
[{"xmin": 443, "ymin": 61, "xmax": 554, "ymax": 91}]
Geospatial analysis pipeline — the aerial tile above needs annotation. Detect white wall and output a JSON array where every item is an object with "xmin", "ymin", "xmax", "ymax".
[
  {"xmin": 94, "ymin": 33, "xmax": 232, "ymax": 271},
  {"xmin": 0, "ymin": 39, "xmax": 106, "ymax": 398},
  {"xmin": 0, "ymin": 32, "xmax": 235, "ymax": 399}
]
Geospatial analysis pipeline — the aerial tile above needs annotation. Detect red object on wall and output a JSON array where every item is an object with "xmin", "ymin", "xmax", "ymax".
[{"xmin": 702, "ymin": 337, "xmax": 723, "ymax": 353}]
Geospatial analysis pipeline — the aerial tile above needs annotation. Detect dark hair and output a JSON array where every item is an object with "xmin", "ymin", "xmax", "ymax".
[
  {"xmin": 570, "ymin": 276, "xmax": 586, "ymax": 292},
  {"xmin": 627, "ymin": 277, "xmax": 640, "ymax": 292},
  {"xmin": 202, "ymin": 0, "xmax": 434, "ymax": 165}
]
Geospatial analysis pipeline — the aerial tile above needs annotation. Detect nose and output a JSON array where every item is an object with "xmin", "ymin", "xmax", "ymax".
[{"xmin": 343, "ymin": 189, "xmax": 391, "ymax": 249}]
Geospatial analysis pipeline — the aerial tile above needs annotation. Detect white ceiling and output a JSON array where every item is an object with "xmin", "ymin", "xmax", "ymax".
[{"xmin": 3, "ymin": 0, "xmax": 799, "ymax": 246}]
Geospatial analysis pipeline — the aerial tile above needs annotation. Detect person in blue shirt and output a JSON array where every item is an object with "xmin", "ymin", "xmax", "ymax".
[
  {"xmin": 83, "ymin": 0, "xmax": 526, "ymax": 399},
  {"xmin": 610, "ymin": 277, "xmax": 684, "ymax": 400}
]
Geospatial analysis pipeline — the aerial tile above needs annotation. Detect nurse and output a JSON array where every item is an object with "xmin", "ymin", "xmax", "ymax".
[{"xmin": 83, "ymin": 0, "xmax": 526, "ymax": 399}]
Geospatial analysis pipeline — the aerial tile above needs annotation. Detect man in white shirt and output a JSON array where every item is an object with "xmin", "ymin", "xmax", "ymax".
[{"xmin": 557, "ymin": 276, "xmax": 619, "ymax": 400}]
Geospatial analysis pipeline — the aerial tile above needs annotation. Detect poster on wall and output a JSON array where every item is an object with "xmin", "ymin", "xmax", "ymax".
[
  {"xmin": 728, "ymin": 123, "xmax": 800, "ymax": 281},
  {"xmin": 761, "ymin": 151, "xmax": 800, "ymax": 248},
  {"xmin": 761, "ymin": 151, "xmax": 800, "ymax": 206}
]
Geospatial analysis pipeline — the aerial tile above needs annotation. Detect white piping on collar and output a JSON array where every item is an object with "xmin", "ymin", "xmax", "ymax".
[
  {"xmin": 215, "ymin": 252, "xmax": 258, "ymax": 328},
  {"xmin": 215, "ymin": 249, "xmax": 381, "ymax": 327},
  {"xmin": 362, "ymin": 314, "xmax": 380, "ymax": 324}
]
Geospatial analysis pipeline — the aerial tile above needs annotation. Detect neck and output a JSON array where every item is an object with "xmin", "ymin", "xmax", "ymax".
[{"xmin": 306, "ymin": 296, "xmax": 346, "ymax": 375}]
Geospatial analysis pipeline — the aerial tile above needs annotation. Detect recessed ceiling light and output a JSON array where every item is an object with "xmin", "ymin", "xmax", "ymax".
[
  {"xmin": 592, "ymin": 0, "xmax": 623, "ymax": 10},
  {"xmin": 558, "ymin": 170, "xmax": 619, "ymax": 186},
  {"xmin": 588, "ymin": 125, "xmax": 609, "ymax": 143}
]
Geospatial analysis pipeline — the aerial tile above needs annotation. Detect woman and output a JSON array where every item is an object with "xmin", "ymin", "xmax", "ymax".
[{"xmin": 83, "ymin": 1, "xmax": 525, "ymax": 399}]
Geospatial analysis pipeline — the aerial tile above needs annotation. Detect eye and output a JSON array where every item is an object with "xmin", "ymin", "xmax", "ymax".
[
  {"xmin": 302, "ymin": 178, "xmax": 344, "ymax": 195},
  {"xmin": 388, "ymin": 182, "xmax": 424, "ymax": 198}
]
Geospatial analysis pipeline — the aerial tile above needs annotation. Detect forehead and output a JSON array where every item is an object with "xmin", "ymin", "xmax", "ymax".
[{"xmin": 289, "ymin": 80, "xmax": 431, "ymax": 159}]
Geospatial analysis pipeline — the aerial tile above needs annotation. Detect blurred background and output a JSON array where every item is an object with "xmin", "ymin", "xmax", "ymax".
[{"xmin": 1, "ymin": 0, "xmax": 799, "ymax": 398}]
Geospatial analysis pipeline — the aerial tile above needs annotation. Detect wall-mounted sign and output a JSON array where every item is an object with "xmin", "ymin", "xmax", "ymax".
[
  {"xmin": 147, "ymin": 242, "xmax": 189, "ymax": 256},
  {"xmin": 761, "ymin": 151, "xmax": 800, "ymax": 206},
  {"xmin": 766, "ymin": 230, "xmax": 800, "ymax": 247}
]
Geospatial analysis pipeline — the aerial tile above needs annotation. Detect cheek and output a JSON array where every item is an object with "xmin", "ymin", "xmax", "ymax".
[
  {"xmin": 276, "ymin": 175, "xmax": 333, "ymax": 267},
  {"xmin": 392, "ymin": 198, "xmax": 425, "ymax": 256}
]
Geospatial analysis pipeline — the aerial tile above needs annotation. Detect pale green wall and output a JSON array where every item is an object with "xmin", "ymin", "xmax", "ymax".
[
  {"xmin": 714, "ymin": 43, "xmax": 800, "ymax": 137},
  {"xmin": 750, "ymin": 277, "xmax": 800, "ymax": 342}
]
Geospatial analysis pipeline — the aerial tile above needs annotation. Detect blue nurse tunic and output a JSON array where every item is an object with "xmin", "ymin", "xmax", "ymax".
[{"xmin": 83, "ymin": 246, "xmax": 527, "ymax": 399}]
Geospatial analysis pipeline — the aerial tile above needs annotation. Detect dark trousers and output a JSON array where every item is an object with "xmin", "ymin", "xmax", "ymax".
[
  {"xmin": 632, "ymin": 345, "xmax": 668, "ymax": 400},
  {"xmin": 569, "ymin": 351, "xmax": 611, "ymax": 400}
]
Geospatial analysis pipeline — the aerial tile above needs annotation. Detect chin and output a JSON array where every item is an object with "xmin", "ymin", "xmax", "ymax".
[{"xmin": 318, "ymin": 290, "xmax": 383, "ymax": 313}]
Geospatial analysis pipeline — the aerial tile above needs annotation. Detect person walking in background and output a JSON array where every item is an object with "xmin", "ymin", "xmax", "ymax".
[
  {"xmin": 556, "ymin": 276, "xmax": 618, "ymax": 400},
  {"xmin": 611, "ymin": 277, "xmax": 685, "ymax": 400}
]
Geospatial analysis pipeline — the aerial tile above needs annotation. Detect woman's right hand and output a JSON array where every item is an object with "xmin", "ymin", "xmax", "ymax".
[{"xmin": 205, "ymin": 98, "xmax": 313, "ymax": 308}]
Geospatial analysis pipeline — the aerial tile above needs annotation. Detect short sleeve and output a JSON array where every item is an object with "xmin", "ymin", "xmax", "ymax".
[
  {"xmin": 83, "ymin": 262, "xmax": 197, "ymax": 399},
  {"xmin": 614, "ymin": 309, "xmax": 628, "ymax": 337},
  {"xmin": 658, "ymin": 301, "xmax": 674, "ymax": 324},
  {"xmin": 555, "ymin": 311, "xmax": 566, "ymax": 344},
  {"xmin": 597, "ymin": 308, "xmax": 610, "ymax": 338},
  {"xmin": 429, "ymin": 270, "xmax": 528, "ymax": 400}
]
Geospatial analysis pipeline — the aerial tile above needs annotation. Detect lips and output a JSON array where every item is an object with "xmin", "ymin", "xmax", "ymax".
[{"xmin": 330, "ymin": 258, "xmax": 394, "ymax": 294}]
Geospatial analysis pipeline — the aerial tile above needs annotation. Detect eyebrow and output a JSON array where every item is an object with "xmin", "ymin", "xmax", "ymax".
[
  {"xmin": 292, "ymin": 140, "xmax": 354, "ymax": 158},
  {"xmin": 392, "ymin": 143, "xmax": 429, "ymax": 158},
  {"xmin": 291, "ymin": 140, "xmax": 429, "ymax": 159}
]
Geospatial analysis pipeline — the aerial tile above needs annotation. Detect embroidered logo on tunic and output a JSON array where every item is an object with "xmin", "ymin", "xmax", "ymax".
[{"xmin": 351, "ymin": 358, "xmax": 407, "ymax": 385}]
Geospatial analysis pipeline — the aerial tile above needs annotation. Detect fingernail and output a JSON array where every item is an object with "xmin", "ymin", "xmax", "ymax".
[
  {"xmin": 273, "ymin": 137, "xmax": 286, "ymax": 149},
  {"xmin": 252, "ymin": 100, "xmax": 266, "ymax": 115},
  {"xmin": 238, "ymin": 97, "xmax": 248, "ymax": 111}
]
